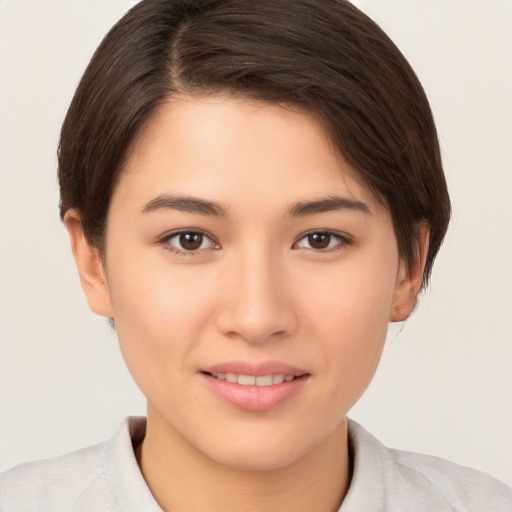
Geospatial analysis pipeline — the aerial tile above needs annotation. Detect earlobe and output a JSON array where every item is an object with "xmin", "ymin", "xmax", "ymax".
[
  {"xmin": 63, "ymin": 210, "xmax": 114, "ymax": 318},
  {"xmin": 389, "ymin": 223, "xmax": 429, "ymax": 322}
]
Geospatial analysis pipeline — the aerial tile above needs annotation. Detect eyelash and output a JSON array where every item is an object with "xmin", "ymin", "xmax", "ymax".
[{"xmin": 158, "ymin": 230, "xmax": 352, "ymax": 257}]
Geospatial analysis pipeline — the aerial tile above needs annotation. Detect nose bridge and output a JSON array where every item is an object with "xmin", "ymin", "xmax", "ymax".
[{"xmin": 216, "ymin": 242, "xmax": 296, "ymax": 343}]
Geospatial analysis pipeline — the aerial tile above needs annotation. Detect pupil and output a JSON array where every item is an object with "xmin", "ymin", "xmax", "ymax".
[
  {"xmin": 180, "ymin": 233, "xmax": 203, "ymax": 251},
  {"xmin": 309, "ymin": 233, "xmax": 330, "ymax": 249}
]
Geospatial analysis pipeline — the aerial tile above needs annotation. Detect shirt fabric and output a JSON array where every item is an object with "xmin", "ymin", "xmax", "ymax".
[{"xmin": 1, "ymin": 417, "xmax": 510, "ymax": 511}]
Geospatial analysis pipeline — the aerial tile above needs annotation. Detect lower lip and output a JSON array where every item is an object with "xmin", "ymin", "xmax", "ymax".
[{"xmin": 201, "ymin": 373, "xmax": 309, "ymax": 412}]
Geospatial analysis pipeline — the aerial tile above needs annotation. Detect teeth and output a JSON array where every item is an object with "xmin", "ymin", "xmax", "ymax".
[
  {"xmin": 210, "ymin": 373, "xmax": 296, "ymax": 386},
  {"xmin": 255, "ymin": 375, "xmax": 273, "ymax": 386},
  {"xmin": 238, "ymin": 374, "xmax": 256, "ymax": 385},
  {"xmin": 272, "ymin": 374, "xmax": 285, "ymax": 384}
]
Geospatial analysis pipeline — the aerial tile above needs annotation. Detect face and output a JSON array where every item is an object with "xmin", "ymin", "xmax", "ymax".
[{"xmin": 74, "ymin": 95, "xmax": 417, "ymax": 470}]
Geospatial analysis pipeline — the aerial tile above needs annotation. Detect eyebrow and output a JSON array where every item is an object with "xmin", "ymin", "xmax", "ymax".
[
  {"xmin": 141, "ymin": 193, "xmax": 371, "ymax": 217},
  {"xmin": 288, "ymin": 195, "xmax": 371, "ymax": 217},
  {"xmin": 142, "ymin": 194, "xmax": 227, "ymax": 216}
]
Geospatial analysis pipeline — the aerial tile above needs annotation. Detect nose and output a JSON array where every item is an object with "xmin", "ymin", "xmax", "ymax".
[{"xmin": 215, "ymin": 249, "xmax": 298, "ymax": 344}]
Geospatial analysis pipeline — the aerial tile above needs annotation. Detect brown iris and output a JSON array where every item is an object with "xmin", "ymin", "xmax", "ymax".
[
  {"xmin": 307, "ymin": 233, "xmax": 332, "ymax": 249},
  {"xmin": 179, "ymin": 232, "xmax": 203, "ymax": 251}
]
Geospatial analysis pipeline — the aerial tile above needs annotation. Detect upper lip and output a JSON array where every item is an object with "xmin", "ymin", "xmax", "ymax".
[{"xmin": 201, "ymin": 360, "xmax": 309, "ymax": 377}]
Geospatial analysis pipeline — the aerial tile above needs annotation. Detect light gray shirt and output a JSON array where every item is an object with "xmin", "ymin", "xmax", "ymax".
[{"xmin": 1, "ymin": 417, "xmax": 510, "ymax": 511}]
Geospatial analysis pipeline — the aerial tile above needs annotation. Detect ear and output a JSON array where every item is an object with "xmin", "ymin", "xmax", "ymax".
[
  {"xmin": 389, "ymin": 223, "xmax": 429, "ymax": 322},
  {"xmin": 63, "ymin": 210, "xmax": 114, "ymax": 318}
]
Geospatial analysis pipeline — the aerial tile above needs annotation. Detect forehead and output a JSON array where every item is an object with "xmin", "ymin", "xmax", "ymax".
[{"xmin": 115, "ymin": 95, "xmax": 387, "ymax": 219}]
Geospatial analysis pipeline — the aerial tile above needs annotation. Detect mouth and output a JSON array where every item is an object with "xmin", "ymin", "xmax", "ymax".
[
  {"xmin": 205, "ymin": 372, "xmax": 300, "ymax": 386},
  {"xmin": 200, "ymin": 367, "xmax": 310, "ymax": 411}
]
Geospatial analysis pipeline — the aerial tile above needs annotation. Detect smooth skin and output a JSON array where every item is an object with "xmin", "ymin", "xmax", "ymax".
[{"xmin": 65, "ymin": 95, "xmax": 427, "ymax": 512}]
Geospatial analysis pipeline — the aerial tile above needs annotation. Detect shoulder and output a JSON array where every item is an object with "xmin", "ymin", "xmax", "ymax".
[
  {"xmin": 0, "ymin": 442, "xmax": 110, "ymax": 511},
  {"xmin": 344, "ymin": 419, "xmax": 512, "ymax": 512},
  {"xmin": 388, "ymin": 444, "xmax": 512, "ymax": 511},
  {"xmin": 0, "ymin": 417, "xmax": 152, "ymax": 512}
]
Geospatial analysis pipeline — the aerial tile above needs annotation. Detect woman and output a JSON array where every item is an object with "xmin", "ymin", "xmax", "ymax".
[{"xmin": 1, "ymin": 0, "xmax": 510, "ymax": 510}]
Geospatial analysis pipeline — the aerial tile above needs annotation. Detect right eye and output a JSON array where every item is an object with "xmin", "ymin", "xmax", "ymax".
[{"xmin": 161, "ymin": 231, "xmax": 218, "ymax": 255}]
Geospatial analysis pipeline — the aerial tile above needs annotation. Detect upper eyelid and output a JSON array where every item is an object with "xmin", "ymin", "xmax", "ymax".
[
  {"xmin": 295, "ymin": 229, "xmax": 352, "ymax": 242},
  {"xmin": 159, "ymin": 228, "xmax": 217, "ymax": 243}
]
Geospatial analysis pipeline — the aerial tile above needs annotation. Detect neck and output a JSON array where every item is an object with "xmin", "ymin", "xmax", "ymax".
[{"xmin": 137, "ymin": 407, "xmax": 351, "ymax": 512}]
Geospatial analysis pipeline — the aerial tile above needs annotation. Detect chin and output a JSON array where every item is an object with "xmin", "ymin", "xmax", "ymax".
[
  {"xmin": 196, "ymin": 429, "xmax": 322, "ymax": 472},
  {"xmin": 211, "ymin": 447, "xmax": 305, "ymax": 472}
]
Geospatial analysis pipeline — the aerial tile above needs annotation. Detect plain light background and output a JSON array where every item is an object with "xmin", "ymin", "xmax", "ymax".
[{"xmin": 1, "ymin": 0, "xmax": 511, "ymax": 486}]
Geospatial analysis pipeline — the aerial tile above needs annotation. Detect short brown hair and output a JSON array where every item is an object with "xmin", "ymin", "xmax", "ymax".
[{"xmin": 58, "ymin": 0, "xmax": 450, "ymax": 286}]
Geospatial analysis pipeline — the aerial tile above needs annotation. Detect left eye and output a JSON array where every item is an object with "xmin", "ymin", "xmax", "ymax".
[
  {"xmin": 164, "ymin": 231, "xmax": 216, "ymax": 253},
  {"xmin": 295, "ymin": 232, "xmax": 348, "ymax": 250}
]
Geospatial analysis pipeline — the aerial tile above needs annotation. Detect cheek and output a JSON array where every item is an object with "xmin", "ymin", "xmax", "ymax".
[
  {"xmin": 105, "ymin": 251, "xmax": 219, "ymax": 388},
  {"xmin": 299, "ymin": 254, "xmax": 397, "ymax": 405},
  {"xmin": 302, "ymin": 253, "xmax": 397, "ymax": 339}
]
